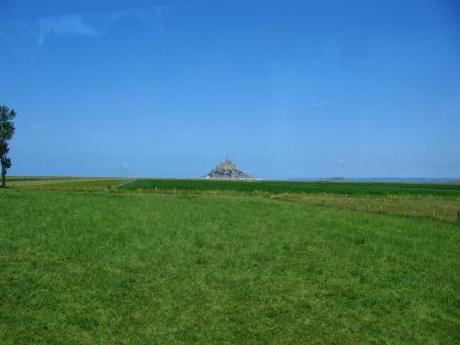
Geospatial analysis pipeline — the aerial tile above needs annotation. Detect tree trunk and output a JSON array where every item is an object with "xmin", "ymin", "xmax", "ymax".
[{"xmin": 1, "ymin": 165, "xmax": 5, "ymax": 188}]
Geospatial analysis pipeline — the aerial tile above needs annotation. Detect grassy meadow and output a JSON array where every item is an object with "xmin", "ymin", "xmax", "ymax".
[
  {"xmin": 1, "ymin": 178, "xmax": 459, "ymax": 344},
  {"xmin": 123, "ymin": 178, "xmax": 460, "ymax": 197}
]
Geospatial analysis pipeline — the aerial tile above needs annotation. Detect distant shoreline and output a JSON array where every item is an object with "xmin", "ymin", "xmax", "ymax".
[
  {"xmin": 8, "ymin": 175, "xmax": 460, "ymax": 184},
  {"xmin": 287, "ymin": 177, "xmax": 460, "ymax": 183}
]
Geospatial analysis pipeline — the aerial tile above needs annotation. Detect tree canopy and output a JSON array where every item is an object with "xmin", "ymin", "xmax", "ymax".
[{"xmin": 0, "ymin": 105, "xmax": 16, "ymax": 187}]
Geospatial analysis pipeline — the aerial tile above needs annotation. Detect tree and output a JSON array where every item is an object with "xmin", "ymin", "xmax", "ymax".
[{"xmin": 0, "ymin": 105, "xmax": 16, "ymax": 188}]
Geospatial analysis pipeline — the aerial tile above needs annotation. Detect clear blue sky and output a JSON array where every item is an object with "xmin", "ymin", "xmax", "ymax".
[{"xmin": 1, "ymin": 0, "xmax": 459, "ymax": 179}]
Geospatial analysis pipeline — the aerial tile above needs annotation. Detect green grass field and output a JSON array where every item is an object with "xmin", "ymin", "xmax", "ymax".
[
  {"xmin": 123, "ymin": 178, "xmax": 460, "ymax": 196},
  {"xmin": 1, "ymin": 178, "xmax": 459, "ymax": 344}
]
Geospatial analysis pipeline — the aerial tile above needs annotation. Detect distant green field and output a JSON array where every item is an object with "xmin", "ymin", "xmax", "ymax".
[
  {"xmin": 7, "ymin": 177, "xmax": 124, "ymax": 191},
  {"xmin": 5, "ymin": 177, "xmax": 460, "ymax": 222},
  {"xmin": 122, "ymin": 178, "xmax": 460, "ymax": 196},
  {"xmin": 1, "ymin": 178, "xmax": 459, "ymax": 344}
]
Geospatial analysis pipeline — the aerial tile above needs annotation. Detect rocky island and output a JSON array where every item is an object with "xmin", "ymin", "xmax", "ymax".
[{"xmin": 205, "ymin": 157, "xmax": 253, "ymax": 180}]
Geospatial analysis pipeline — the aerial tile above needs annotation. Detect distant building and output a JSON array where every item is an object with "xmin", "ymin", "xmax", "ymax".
[{"xmin": 205, "ymin": 157, "xmax": 253, "ymax": 180}]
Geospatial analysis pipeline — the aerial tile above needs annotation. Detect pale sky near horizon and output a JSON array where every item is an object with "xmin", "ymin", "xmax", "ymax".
[{"xmin": 1, "ymin": 0, "xmax": 459, "ymax": 179}]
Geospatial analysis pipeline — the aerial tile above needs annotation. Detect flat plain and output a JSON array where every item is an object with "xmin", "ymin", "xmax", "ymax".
[{"xmin": 1, "ymin": 178, "xmax": 459, "ymax": 344}]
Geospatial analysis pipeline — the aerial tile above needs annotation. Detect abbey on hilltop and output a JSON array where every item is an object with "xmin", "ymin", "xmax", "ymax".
[{"xmin": 205, "ymin": 156, "xmax": 253, "ymax": 180}]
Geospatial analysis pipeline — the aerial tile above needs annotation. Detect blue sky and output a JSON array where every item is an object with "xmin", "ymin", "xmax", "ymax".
[{"xmin": 1, "ymin": 0, "xmax": 459, "ymax": 179}]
